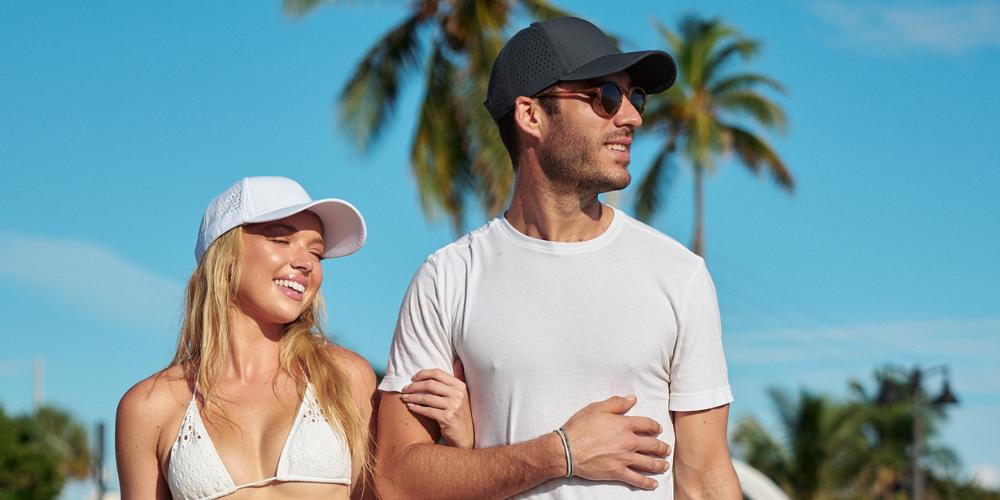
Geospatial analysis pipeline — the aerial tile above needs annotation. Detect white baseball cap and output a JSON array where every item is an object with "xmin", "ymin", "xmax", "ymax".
[{"xmin": 195, "ymin": 176, "xmax": 367, "ymax": 263}]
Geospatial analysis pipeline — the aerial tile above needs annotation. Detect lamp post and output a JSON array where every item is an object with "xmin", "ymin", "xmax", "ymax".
[{"xmin": 876, "ymin": 365, "xmax": 958, "ymax": 500}]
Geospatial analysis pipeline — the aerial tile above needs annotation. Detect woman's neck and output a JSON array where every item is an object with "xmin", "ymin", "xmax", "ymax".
[{"xmin": 222, "ymin": 309, "xmax": 284, "ymax": 383}]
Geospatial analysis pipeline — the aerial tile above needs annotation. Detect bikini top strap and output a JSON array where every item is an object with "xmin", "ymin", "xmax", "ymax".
[{"xmin": 189, "ymin": 371, "xmax": 200, "ymax": 405}]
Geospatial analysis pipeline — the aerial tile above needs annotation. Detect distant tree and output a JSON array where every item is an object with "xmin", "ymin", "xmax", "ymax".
[
  {"xmin": 0, "ymin": 407, "xmax": 63, "ymax": 499},
  {"xmin": 0, "ymin": 405, "xmax": 91, "ymax": 500},
  {"xmin": 734, "ymin": 370, "xmax": 984, "ymax": 499},
  {"xmin": 284, "ymin": 0, "xmax": 571, "ymax": 232},
  {"xmin": 732, "ymin": 389, "xmax": 859, "ymax": 499},
  {"xmin": 33, "ymin": 407, "xmax": 91, "ymax": 481},
  {"xmin": 636, "ymin": 15, "xmax": 793, "ymax": 257},
  {"xmin": 846, "ymin": 371, "xmax": 963, "ymax": 498}
]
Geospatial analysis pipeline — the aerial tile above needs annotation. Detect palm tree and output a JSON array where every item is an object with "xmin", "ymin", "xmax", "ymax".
[
  {"xmin": 732, "ymin": 389, "xmax": 861, "ymax": 499},
  {"xmin": 635, "ymin": 15, "xmax": 793, "ymax": 257},
  {"xmin": 284, "ymin": 0, "xmax": 570, "ymax": 232},
  {"xmin": 735, "ymin": 374, "xmax": 967, "ymax": 499},
  {"xmin": 33, "ymin": 406, "xmax": 91, "ymax": 481},
  {"xmin": 0, "ymin": 405, "xmax": 91, "ymax": 498},
  {"xmin": 846, "ymin": 373, "xmax": 961, "ymax": 498}
]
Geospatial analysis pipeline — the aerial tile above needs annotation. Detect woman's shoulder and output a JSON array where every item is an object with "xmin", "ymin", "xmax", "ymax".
[
  {"xmin": 117, "ymin": 365, "xmax": 192, "ymax": 423},
  {"xmin": 323, "ymin": 343, "xmax": 375, "ymax": 385},
  {"xmin": 322, "ymin": 344, "xmax": 376, "ymax": 392}
]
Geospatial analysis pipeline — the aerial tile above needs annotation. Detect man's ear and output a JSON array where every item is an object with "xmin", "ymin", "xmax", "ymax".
[{"xmin": 512, "ymin": 96, "xmax": 546, "ymax": 143}]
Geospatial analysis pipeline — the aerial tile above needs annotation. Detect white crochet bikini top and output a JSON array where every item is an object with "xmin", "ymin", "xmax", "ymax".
[{"xmin": 166, "ymin": 382, "xmax": 351, "ymax": 500}]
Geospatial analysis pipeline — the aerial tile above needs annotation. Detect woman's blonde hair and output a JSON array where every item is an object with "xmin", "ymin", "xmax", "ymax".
[{"xmin": 170, "ymin": 226, "xmax": 370, "ymax": 479}]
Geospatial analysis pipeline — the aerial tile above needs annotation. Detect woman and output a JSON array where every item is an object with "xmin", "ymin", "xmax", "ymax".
[{"xmin": 116, "ymin": 176, "xmax": 473, "ymax": 499}]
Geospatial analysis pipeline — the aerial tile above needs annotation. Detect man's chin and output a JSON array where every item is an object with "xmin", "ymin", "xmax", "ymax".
[
  {"xmin": 600, "ymin": 171, "xmax": 632, "ymax": 192},
  {"xmin": 585, "ymin": 177, "xmax": 630, "ymax": 194}
]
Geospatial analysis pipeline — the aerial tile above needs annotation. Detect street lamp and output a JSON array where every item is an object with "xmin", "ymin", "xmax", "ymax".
[{"xmin": 876, "ymin": 365, "xmax": 959, "ymax": 500}]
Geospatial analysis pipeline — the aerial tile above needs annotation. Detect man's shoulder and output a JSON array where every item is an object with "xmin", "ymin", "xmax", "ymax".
[
  {"xmin": 614, "ymin": 209, "xmax": 704, "ymax": 268},
  {"xmin": 423, "ymin": 218, "xmax": 503, "ymax": 268}
]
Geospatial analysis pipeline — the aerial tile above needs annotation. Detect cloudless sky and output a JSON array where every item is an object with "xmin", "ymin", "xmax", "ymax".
[{"xmin": 2, "ymin": 1, "xmax": 998, "ymax": 497}]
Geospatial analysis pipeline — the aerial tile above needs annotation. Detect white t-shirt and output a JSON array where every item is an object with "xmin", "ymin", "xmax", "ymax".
[{"xmin": 379, "ymin": 207, "xmax": 733, "ymax": 499}]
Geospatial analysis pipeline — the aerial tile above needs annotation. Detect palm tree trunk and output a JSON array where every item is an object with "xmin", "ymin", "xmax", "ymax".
[{"xmin": 692, "ymin": 167, "xmax": 705, "ymax": 257}]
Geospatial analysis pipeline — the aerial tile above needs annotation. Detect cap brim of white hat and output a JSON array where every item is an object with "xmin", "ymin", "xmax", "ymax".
[{"xmin": 244, "ymin": 198, "xmax": 367, "ymax": 259}]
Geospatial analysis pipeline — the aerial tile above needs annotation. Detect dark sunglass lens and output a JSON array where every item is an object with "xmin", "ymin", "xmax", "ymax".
[
  {"xmin": 599, "ymin": 83, "xmax": 623, "ymax": 115},
  {"xmin": 629, "ymin": 88, "xmax": 647, "ymax": 114}
]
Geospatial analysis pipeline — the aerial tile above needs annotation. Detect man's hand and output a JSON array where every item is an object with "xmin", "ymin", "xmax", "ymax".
[{"xmin": 563, "ymin": 395, "xmax": 672, "ymax": 490}]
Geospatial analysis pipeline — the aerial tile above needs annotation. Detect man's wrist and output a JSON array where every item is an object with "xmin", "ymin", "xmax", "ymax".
[{"xmin": 535, "ymin": 430, "xmax": 570, "ymax": 479}]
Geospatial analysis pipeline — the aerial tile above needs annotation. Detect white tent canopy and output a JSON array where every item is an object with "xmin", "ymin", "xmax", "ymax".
[{"xmin": 733, "ymin": 459, "xmax": 789, "ymax": 500}]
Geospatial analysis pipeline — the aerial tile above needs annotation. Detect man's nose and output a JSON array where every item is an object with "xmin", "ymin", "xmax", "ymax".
[{"xmin": 614, "ymin": 93, "xmax": 642, "ymax": 129}]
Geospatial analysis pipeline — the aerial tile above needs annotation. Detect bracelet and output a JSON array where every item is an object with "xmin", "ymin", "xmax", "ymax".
[{"xmin": 553, "ymin": 427, "xmax": 573, "ymax": 478}]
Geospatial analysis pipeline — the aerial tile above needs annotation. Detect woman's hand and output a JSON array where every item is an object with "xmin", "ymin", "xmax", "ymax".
[{"xmin": 400, "ymin": 359, "xmax": 474, "ymax": 448}]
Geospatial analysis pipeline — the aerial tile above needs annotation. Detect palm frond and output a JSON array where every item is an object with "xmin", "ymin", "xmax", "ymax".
[
  {"xmin": 459, "ymin": 0, "xmax": 508, "ymax": 78},
  {"xmin": 654, "ymin": 21, "xmax": 685, "ymax": 76},
  {"xmin": 339, "ymin": 13, "xmax": 428, "ymax": 151},
  {"xmin": 704, "ymin": 37, "xmax": 759, "ymax": 78},
  {"xmin": 462, "ymin": 54, "xmax": 514, "ymax": 217},
  {"xmin": 634, "ymin": 136, "xmax": 677, "ymax": 222},
  {"xmin": 716, "ymin": 89, "xmax": 788, "ymax": 132},
  {"xmin": 709, "ymin": 72, "xmax": 786, "ymax": 97},
  {"xmin": 518, "ymin": 0, "xmax": 573, "ymax": 21},
  {"xmin": 686, "ymin": 111, "xmax": 725, "ymax": 171},
  {"xmin": 641, "ymin": 94, "xmax": 686, "ymax": 132},
  {"xmin": 731, "ymin": 416, "xmax": 792, "ymax": 492},
  {"xmin": 725, "ymin": 124, "xmax": 794, "ymax": 191},
  {"xmin": 681, "ymin": 17, "xmax": 737, "ymax": 89},
  {"xmin": 410, "ymin": 40, "xmax": 474, "ymax": 230},
  {"xmin": 282, "ymin": 0, "xmax": 328, "ymax": 17}
]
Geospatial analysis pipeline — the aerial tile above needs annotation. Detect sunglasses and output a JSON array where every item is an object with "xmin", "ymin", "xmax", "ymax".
[{"xmin": 535, "ymin": 82, "xmax": 647, "ymax": 117}]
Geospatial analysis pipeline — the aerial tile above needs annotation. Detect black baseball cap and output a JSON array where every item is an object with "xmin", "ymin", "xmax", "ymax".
[{"xmin": 485, "ymin": 16, "xmax": 677, "ymax": 122}]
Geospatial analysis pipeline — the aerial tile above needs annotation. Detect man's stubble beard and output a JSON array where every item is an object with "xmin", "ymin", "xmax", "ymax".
[{"xmin": 537, "ymin": 114, "xmax": 632, "ymax": 194}]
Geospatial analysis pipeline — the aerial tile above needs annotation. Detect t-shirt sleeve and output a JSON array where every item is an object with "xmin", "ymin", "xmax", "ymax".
[
  {"xmin": 378, "ymin": 257, "xmax": 455, "ymax": 393},
  {"xmin": 668, "ymin": 261, "xmax": 734, "ymax": 411}
]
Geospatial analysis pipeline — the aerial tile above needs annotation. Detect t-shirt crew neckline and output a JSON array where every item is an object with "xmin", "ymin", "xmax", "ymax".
[{"xmin": 498, "ymin": 205, "xmax": 624, "ymax": 254}]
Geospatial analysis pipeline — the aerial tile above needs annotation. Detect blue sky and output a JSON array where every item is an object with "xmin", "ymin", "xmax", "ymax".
[{"xmin": 1, "ymin": 0, "xmax": 998, "ymax": 496}]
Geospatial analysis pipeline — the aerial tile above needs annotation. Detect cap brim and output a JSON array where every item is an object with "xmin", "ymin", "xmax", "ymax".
[
  {"xmin": 244, "ymin": 199, "xmax": 367, "ymax": 259},
  {"xmin": 561, "ymin": 50, "xmax": 677, "ymax": 94}
]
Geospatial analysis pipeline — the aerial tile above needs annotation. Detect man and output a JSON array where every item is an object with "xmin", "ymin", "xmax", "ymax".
[{"xmin": 376, "ymin": 16, "xmax": 740, "ymax": 499}]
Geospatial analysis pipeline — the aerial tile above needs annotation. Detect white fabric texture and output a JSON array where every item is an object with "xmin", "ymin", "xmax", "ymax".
[
  {"xmin": 379, "ymin": 207, "xmax": 733, "ymax": 500},
  {"xmin": 167, "ymin": 384, "xmax": 351, "ymax": 500}
]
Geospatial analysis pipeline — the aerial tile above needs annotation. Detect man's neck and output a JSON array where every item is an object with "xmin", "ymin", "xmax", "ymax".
[{"xmin": 505, "ymin": 172, "xmax": 614, "ymax": 242}]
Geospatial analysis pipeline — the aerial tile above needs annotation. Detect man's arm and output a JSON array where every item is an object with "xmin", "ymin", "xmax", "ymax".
[
  {"xmin": 376, "ymin": 392, "xmax": 670, "ymax": 500},
  {"xmin": 671, "ymin": 404, "xmax": 741, "ymax": 499}
]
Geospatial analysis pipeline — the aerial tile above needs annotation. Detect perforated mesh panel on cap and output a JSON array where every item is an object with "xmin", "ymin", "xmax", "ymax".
[
  {"xmin": 485, "ymin": 25, "xmax": 565, "ymax": 121},
  {"xmin": 195, "ymin": 179, "xmax": 245, "ymax": 262},
  {"xmin": 216, "ymin": 181, "xmax": 243, "ymax": 221}
]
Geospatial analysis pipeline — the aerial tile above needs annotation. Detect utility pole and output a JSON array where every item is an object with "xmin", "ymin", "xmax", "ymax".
[
  {"xmin": 93, "ymin": 422, "xmax": 106, "ymax": 500},
  {"xmin": 877, "ymin": 364, "xmax": 958, "ymax": 500},
  {"xmin": 32, "ymin": 358, "xmax": 44, "ymax": 410},
  {"xmin": 911, "ymin": 369, "xmax": 925, "ymax": 500}
]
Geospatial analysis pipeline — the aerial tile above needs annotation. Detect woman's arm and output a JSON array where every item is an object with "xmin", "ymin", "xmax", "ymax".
[{"xmin": 116, "ymin": 378, "xmax": 172, "ymax": 500}]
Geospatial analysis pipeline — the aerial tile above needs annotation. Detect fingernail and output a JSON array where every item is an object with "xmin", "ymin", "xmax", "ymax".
[{"xmin": 626, "ymin": 394, "xmax": 637, "ymax": 401}]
